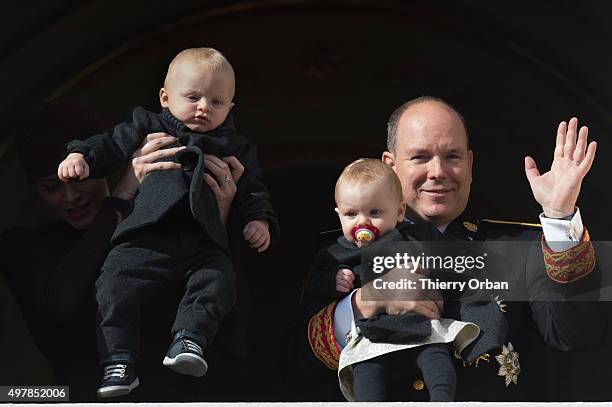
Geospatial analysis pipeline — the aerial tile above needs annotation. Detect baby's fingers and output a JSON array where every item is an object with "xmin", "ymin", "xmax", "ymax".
[
  {"xmin": 249, "ymin": 231, "xmax": 266, "ymax": 248},
  {"xmin": 336, "ymin": 279, "xmax": 354, "ymax": 292},
  {"xmin": 58, "ymin": 164, "xmax": 69, "ymax": 181},
  {"xmin": 338, "ymin": 269, "xmax": 355, "ymax": 283},
  {"xmin": 78, "ymin": 163, "xmax": 90, "ymax": 180},
  {"xmin": 68, "ymin": 164, "xmax": 78, "ymax": 179},
  {"xmin": 256, "ymin": 235, "xmax": 271, "ymax": 253}
]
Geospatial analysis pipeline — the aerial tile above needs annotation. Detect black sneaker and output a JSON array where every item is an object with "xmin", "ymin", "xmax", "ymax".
[
  {"xmin": 163, "ymin": 332, "xmax": 208, "ymax": 377},
  {"xmin": 97, "ymin": 362, "xmax": 139, "ymax": 398}
]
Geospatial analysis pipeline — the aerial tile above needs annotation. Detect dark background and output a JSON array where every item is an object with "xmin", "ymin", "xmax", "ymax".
[{"xmin": 1, "ymin": 0, "xmax": 612, "ymax": 401}]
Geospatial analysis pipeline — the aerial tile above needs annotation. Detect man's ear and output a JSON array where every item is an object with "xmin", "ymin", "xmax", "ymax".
[
  {"xmin": 229, "ymin": 102, "xmax": 235, "ymax": 110},
  {"xmin": 334, "ymin": 207, "xmax": 340, "ymax": 215},
  {"xmin": 397, "ymin": 201, "xmax": 406, "ymax": 222},
  {"xmin": 382, "ymin": 151, "xmax": 396, "ymax": 167},
  {"xmin": 159, "ymin": 88, "xmax": 169, "ymax": 107}
]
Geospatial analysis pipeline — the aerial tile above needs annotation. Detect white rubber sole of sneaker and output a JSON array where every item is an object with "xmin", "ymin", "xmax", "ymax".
[
  {"xmin": 163, "ymin": 353, "xmax": 208, "ymax": 377},
  {"xmin": 97, "ymin": 377, "xmax": 140, "ymax": 398}
]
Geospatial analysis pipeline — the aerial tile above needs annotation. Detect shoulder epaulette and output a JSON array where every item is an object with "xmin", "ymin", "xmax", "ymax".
[{"xmin": 481, "ymin": 219, "xmax": 542, "ymax": 229}]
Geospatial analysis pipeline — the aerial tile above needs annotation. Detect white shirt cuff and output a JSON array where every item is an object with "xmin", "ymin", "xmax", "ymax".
[
  {"xmin": 333, "ymin": 289, "xmax": 358, "ymax": 350},
  {"xmin": 539, "ymin": 207, "xmax": 584, "ymax": 252}
]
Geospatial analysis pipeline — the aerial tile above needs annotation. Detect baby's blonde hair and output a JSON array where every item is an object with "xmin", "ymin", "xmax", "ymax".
[
  {"xmin": 164, "ymin": 47, "xmax": 235, "ymax": 95},
  {"xmin": 335, "ymin": 158, "xmax": 403, "ymax": 203}
]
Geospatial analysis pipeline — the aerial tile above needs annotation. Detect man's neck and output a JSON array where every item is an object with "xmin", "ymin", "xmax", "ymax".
[
  {"xmin": 436, "ymin": 223, "xmax": 450, "ymax": 233},
  {"xmin": 403, "ymin": 216, "xmax": 450, "ymax": 234}
]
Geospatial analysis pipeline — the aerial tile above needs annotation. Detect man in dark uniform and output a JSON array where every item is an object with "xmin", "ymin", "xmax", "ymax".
[{"xmin": 291, "ymin": 96, "xmax": 605, "ymax": 401}]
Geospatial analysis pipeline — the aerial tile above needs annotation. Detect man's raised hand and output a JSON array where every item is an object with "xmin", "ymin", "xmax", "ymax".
[{"xmin": 525, "ymin": 117, "xmax": 597, "ymax": 218}]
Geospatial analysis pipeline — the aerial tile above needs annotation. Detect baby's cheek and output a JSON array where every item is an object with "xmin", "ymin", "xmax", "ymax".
[{"xmin": 376, "ymin": 219, "xmax": 395, "ymax": 234}]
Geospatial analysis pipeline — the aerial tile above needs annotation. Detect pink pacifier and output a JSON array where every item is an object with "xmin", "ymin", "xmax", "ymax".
[{"xmin": 351, "ymin": 224, "xmax": 380, "ymax": 247}]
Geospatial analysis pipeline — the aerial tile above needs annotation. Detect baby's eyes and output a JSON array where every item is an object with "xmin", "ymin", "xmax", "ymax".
[
  {"xmin": 343, "ymin": 210, "xmax": 383, "ymax": 218},
  {"xmin": 184, "ymin": 95, "xmax": 225, "ymax": 106}
]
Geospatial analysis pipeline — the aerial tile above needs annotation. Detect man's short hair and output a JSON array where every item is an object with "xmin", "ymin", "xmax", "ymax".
[
  {"xmin": 386, "ymin": 96, "xmax": 470, "ymax": 152},
  {"xmin": 335, "ymin": 158, "xmax": 403, "ymax": 203}
]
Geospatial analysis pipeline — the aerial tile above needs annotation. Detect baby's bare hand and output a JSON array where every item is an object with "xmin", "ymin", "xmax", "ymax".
[
  {"xmin": 335, "ymin": 268, "xmax": 355, "ymax": 293},
  {"xmin": 243, "ymin": 219, "xmax": 270, "ymax": 253},
  {"xmin": 58, "ymin": 153, "xmax": 89, "ymax": 181}
]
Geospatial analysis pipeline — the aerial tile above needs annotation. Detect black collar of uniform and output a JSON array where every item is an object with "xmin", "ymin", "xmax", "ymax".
[
  {"xmin": 443, "ymin": 212, "xmax": 482, "ymax": 241},
  {"xmin": 396, "ymin": 221, "xmax": 444, "ymax": 242}
]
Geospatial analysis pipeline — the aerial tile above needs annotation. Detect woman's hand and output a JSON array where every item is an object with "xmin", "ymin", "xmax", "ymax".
[
  {"xmin": 112, "ymin": 132, "xmax": 185, "ymax": 201},
  {"xmin": 203, "ymin": 155, "xmax": 244, "ymax": 225}
]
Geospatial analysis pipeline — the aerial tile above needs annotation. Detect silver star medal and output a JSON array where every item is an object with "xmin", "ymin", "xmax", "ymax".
[
  {"xmin": 495, "ymin": 342, "xmax": 520, "ymax": 386},
  {"xmin": 492, "ymin": 295, "xmax": 507, "ymax": 312}
]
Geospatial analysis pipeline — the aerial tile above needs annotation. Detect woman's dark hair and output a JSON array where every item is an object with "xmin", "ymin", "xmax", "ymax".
[{"xmin": 15, "ymin": 99, "xmax": 102, "ymax": 184}]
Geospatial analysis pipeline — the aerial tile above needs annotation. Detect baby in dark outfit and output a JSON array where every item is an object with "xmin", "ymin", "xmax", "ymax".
[
  {"xmin": 328, "ymin": 158, "xmax": 458, "ymax": 401},
  {"xmin": 58, "ymin": 48, "xmax": 279, "ymax": 398}
]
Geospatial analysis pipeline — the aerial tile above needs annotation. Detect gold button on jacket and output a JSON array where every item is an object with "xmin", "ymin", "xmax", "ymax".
[{"xmin": 413, "ymin": 379, "xmax": 425, "ymax": 391}]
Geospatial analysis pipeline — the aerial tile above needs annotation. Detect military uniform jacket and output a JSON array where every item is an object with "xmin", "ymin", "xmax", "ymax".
[
  {"xmin": 65, "ymin": 107, "xmax": 279, "ymax": 253},
  {"xmin": 291, "ymin": 214, "xmax": 605, "ymax": 401}
]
